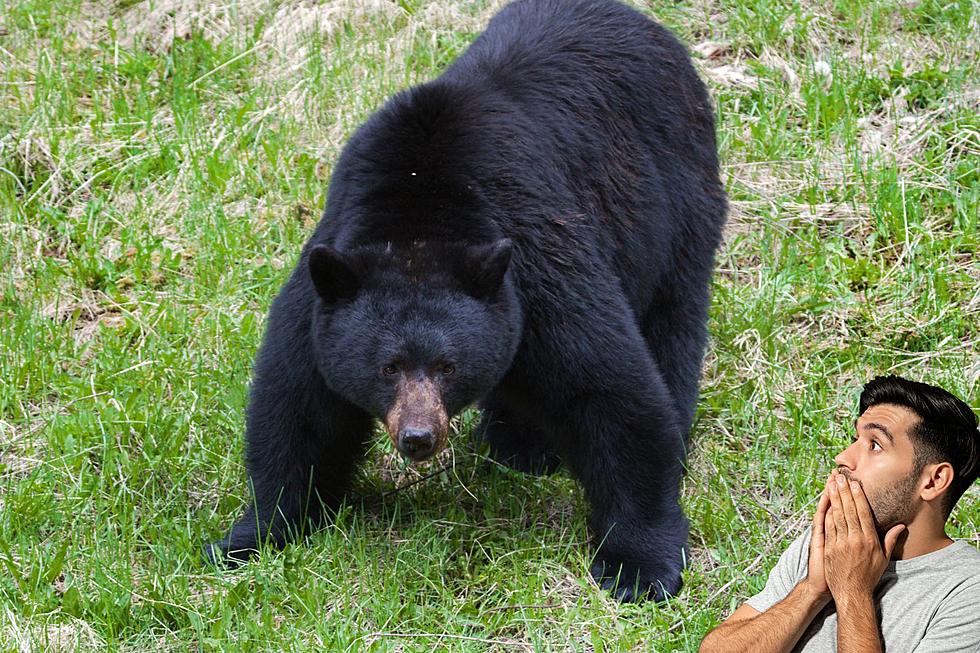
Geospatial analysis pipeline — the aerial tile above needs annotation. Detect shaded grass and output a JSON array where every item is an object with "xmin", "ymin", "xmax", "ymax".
[{"xmin": 1, "ymin": 0, "xmax": 978, "ymax": 650}]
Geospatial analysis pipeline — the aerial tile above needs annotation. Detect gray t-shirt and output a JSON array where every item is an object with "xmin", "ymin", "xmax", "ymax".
[{"xmin": 747, "ymin": 530, "xmax": 980, "ymax": 652}]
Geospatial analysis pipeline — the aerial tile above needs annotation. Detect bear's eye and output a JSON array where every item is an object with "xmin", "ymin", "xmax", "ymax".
[
  {"xmin": 382, "ymin": 364, "xmax": 398, "ymax": 377},
  {"xmin": 440, "ymin": 364, "xmax": 455, "ymax": 376}
]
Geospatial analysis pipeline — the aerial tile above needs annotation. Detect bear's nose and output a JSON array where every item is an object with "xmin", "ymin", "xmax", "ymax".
[{"xmin": 397, "ymin": 427, "xmax": 436, "ymax": 460}]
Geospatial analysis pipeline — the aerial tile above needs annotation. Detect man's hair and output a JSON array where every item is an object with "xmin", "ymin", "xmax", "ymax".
[{"xmin": 859, "ymin": 375, "xmax": 979, "ymax": 517}]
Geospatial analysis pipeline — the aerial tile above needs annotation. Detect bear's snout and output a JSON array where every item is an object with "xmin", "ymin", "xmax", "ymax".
[
  {"xmin": 384, "ymin": 376, "xmax": 449, "ymax": 461},
  {"xmin": 396, "ymin": 427, "xmax": 437, "ymax": 460}
]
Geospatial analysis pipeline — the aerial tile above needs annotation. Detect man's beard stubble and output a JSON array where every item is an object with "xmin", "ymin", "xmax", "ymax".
[{"xmin": 837, "ymin": 467, "xmax": 919, "ymax": 536}]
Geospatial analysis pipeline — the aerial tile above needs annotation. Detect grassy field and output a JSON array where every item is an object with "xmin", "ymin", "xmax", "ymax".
[{"xmin": 1, "ymin": 0, "xmax": 977, "ymax": 650}]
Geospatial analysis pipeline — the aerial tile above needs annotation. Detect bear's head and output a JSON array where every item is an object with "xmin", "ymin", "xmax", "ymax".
[{"xmin": 308, "ymin": 239, "xmax": 521, "ymax": 461}]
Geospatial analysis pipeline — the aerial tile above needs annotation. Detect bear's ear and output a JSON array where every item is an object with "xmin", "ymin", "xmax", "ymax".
[
  {"xmin": 309, "ymin": 245, "xmax": 360, "ymax": 303},
  {"xmin": 461, "ymin": 239, "xmax": 512, "ymax": 299}
]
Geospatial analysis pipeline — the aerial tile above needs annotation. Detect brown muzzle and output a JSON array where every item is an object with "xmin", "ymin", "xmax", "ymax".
[{"xmin": 384, "ymin": 376, "xmax": 449, "ymax": 461}]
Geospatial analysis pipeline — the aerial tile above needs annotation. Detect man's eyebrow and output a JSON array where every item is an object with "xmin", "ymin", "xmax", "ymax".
[{"xmin": 860, "ymin": 421, "xmax": 894, "ymax": 444}]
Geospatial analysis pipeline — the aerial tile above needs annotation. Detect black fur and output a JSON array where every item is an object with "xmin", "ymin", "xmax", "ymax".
[{"xmin": 207, "ymin": 0, "xmax": 726, "ymax": 602}]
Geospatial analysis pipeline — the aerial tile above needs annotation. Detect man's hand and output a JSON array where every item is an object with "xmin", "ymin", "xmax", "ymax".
[
  {"xmin": 823, "ymin": 472, "xmax": 905, "ymax": 605},
  {"xmin": 804, "ymin": 484, "xmax": 832, "ymax": 600}
]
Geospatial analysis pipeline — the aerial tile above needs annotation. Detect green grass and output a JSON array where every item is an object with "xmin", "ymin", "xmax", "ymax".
[{"xmin": 1, "ymin": 0, "xmax": 977, "ymax": 650}]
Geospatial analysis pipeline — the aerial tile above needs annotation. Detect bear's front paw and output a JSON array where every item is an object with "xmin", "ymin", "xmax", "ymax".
[{"xmin": 589, "ymin": 551, "xmax": 684, "ymax": 603}]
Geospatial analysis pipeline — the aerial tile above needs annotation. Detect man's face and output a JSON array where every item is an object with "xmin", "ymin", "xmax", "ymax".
[{"xmin": 834, "ymin": 403, "xmax": 923, "ymax": 533}]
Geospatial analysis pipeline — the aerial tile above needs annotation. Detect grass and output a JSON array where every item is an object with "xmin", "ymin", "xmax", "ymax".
[{"xmin": 0, "ymin": 0, "xmax": 977, "ymax": 650}]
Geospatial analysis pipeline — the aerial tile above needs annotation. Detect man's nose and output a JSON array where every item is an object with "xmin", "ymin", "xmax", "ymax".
[{"xmin": 835, "ymin": 443, "xmax": 856, "ymax": 469}]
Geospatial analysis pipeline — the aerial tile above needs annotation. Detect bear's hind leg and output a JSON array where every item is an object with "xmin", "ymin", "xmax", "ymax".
[
  {"xmin": 567, "ymin": 385, "xmax": 689, "ymax": 602},
  {"xmin": 641, "ymin": 285, "xmax": 713, "ymax": 434},
  {"xmin": 536, "ymin": 308, "xmax": 689, "ymax": 602}
]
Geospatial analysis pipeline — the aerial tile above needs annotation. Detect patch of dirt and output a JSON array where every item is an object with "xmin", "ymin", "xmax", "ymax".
[
  {"xmin": 700, "ymin": 62, "xmax": 759, "ymax": 90},
  {"xmin": 260, "ymin": 0, "xmax": 403, "ymax": 59},
  {"xmin": 42, "ymin": 288, "xmax": 127, "ymax": 345},
  {"xmin": 67, "ymin": 1, "xmax": 113, "ymax": 44},
  {"xmin": 0, "ymin": 614, "xmax": 103, "ymax": 653},
  {"xmin": 858, "ymin": 87, "xmax": 979, "ymax": 166}
]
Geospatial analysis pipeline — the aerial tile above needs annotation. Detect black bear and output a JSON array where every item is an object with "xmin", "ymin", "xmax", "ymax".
[{"xmin": 208, "ymin": 0, "xmax": 726, "ymax": 602}]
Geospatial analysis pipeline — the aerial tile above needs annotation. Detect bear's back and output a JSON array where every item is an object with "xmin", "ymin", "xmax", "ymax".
[
  {"xmin": 317, "ymin": 0, "xmax": 725, "ymax": 315},
  {"xmin": 445, "ymin": 0, "xmax": 718, "ymax": 168}
]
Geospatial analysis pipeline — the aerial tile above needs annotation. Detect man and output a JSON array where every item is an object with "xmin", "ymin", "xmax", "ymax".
[{"xmin": 700, "ymin": 375, "xmax": 980, "ymax": 653}]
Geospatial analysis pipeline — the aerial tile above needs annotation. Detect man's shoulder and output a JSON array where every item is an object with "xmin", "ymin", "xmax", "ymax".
[
  {"xmin": 944, "ymin": 540, "xmax": 980, "ymax": 583},
  {"xmin": 932, "ymin": 540, "xmax": 980, "ymax": 567},
  {"xmin": 918, "ymin": 541, "xmax": 980, "ymax": 630},
  {"xmin": 892, "ymin": 540, "xmax": 980, "ymax": 595},
  {"xmin": 949, "ymin": 539, "xmax": 980, "ymax": 557}
]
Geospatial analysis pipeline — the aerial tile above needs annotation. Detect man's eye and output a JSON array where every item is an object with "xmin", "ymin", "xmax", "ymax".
[{"xmin": 871, "ymin": 440, "xmax": 882, "ymax": 451}]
